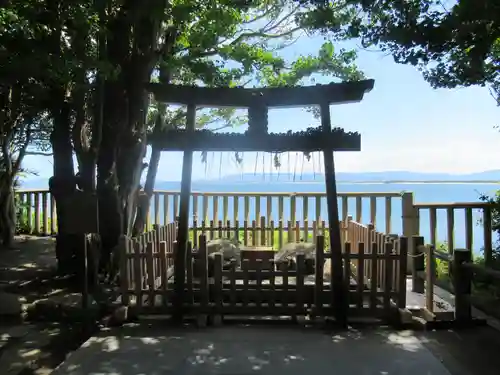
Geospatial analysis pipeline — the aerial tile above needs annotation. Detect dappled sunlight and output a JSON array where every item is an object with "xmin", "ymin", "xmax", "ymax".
[
  {"xmin": 383, "ymin": 330, "xmax": 422, "ymax": 353},
  {"xmin": 49, "ymin": 325, "xmax": 452, "ymax": 375}
]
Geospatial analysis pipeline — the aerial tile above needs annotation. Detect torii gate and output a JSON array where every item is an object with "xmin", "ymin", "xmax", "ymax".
[{"xmin": 149, "ymin": 79, "xmax": 374, "ymax": 326}]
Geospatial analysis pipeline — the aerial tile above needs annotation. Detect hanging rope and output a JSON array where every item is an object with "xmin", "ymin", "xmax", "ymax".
[
  {"xmin": 202, "ymin": 151, "xmax": 208, "ymax": 178},
  {"xmin": 210, "ymin": 152, "xmax": 215, "ymax": 175},
  {"xmin": 238, "ymin": 152, "xmax": 244, "ymax": 180},
  {"xmin": 219, "ymin": 153, "xmax": 223, "ymax": 179},
  {"xmin": 293, "ymin": 152, "xmax": 298, "ymax": 182},
  {"xmin": 262, "ymin": 153, "xmax": 265, "ymax": 180},
  {"xmin": 312, "ymin": 152, "xmax": 316, "ymax": 180},
  {"xmin": 287, "ymin": 152, "xmax": 291, "ymax": 181},
  {"xmin": 275, "ymin": 153, "xmax": 281, "ymax": 180},
  {"xmin": 254, "ymin": 152, "xmax": 259, "ymax": 176},
  {"xmin": 269, "ymin": 153, "xmax": 273, "ymax": 181},
  {"xmin": 300, "ymin": 154, "xmax": 305, "ymax": 180}
]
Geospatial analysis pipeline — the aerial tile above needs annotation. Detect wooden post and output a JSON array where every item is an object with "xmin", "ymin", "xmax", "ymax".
[
  {"xmin": 397, "ymin": 236, "xmax": 408, "ymax": 309},
  {"xmin": 425, "ymin": 245, "xmax": 436, "ymax": 313},
  {"xmin": 315, "ymin": 234, "xmax": 325, "ymax": 317},
  {"xmin": 453, "ymin": 248, "xmax": 472, "ymax": 323},
  {"xmin": 411, "ymin": 236, "xmax": 425, "ymax": 293},
  {"xmin": 320, "ymin": 103, "xmax": 347, "ymax": 327},
  {"xmin": 402, "ymin": 192, "xmax": 419, "ymax": 272},
  {"xmin": 173, "ymin": 104, "xmax": 196, "ymax": 323}
]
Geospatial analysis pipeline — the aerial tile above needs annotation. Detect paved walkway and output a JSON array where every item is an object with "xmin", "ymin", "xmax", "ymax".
[{"xmin": 52, "ymin": 325, "xmax": 452, "ymax": 375}]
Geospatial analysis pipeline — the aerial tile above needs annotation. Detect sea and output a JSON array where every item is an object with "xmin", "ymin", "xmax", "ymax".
[{"xmin": 150, "ymin": 181, "xmax": 500, "ymax": 254}]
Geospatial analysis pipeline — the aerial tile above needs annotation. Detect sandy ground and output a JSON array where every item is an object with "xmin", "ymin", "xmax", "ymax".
[
  {"xmin": 0, "ymin": 236, "xmax": 57, "ymax": 286},
  {"xmin": 2, "ymin": 237, "xmax": 500, "ymax": 375},
  {"xmin": 52, "ymin": 324, "xmax": 453, "ymax": 375},
  {"xmin": 0, "ymin": 236, "xmax": 90, "ymax": 375}
]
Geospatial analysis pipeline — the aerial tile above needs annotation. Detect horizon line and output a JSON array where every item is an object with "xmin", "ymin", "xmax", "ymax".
[{"xmin": 17, "ymin": 180, "xmax": 500, "ymax": 191}]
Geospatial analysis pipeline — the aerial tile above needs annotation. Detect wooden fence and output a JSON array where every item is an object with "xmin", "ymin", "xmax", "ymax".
[
  {"xmin": 412, "ymin": 202, "xmax": 494, "ymax": 267},
  {"xmin": 119, "ymin": 222, "xmax": 177, "ymax": 306},
  {"xmin": 411, "ymin": 235, "xmax": 500, "ymax": 324},
  {"xmin": 118, "ymin": 219, "xmax": 409, "ymax": 324},
  {"xmin": 190, "ymin": 217, "xmax": 331, "ymax": 249},
  {"xmin": 15, "ymin": 189, "xmax": 496, "ymax": 269}
]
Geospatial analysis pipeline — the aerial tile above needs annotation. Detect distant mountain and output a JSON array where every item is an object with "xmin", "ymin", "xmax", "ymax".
[
  {"xmin": 19, "ymin": 178, "xmax": 49, "ymax": 189},
  {"xmin": 213, "ymin": 170, "xmax": 500, "ymax": 183},
  {"xmin": 17, "ymin": 170, "xmax": 500, "ymax": 190}
]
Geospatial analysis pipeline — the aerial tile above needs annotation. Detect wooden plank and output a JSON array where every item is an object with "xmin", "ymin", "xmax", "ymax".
[
  {"xmin": 134, "ymin": 241, "xmax": 143, "ymax": 310},
  {"xmin": 148, "ymin": 80, "xmax": 375, "ymax": 108},
  {"xmin": 296, "ymin": 254, "xmax": 305, "ymax": 315},
  {"xmin": 136, "ymin": 304, "xmax": 394, "ymax": 320},
  {"xmin": 199, "ymin": 235, "xmax": 209, "ymax": 312},
  {"xmin": 383, "ymin": 241, "xmax": 393, "ymax": 314},
  {"xmin": 315, "ymin": 235, "xmax": 325, "ymax": 315},
  {"xmin": 159, "ymin": 241, "xmax": 168, "ymax": 307},
  {"xmin": 356, "ymin": 242, "xmax": 365, "ymax": 309},
  {"xmin": 132, "ymin": 288, "xmax": 398, "ymax": 307},
  {"xmin": 146, "ymin": 242, "xmax": 155, "ymax": 305},
  {"xmin": 320, "ymin": 102, "xmax": 347, "ymax": 326},
  {"xmin": 213, "ymin": 254, "xmax": 223, "ymax": 320}
]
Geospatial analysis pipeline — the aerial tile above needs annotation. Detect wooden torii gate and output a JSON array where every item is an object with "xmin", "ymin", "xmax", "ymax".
[{"xmin": 149, "ymin": 80, "xmax": 375, "ymax": 326}]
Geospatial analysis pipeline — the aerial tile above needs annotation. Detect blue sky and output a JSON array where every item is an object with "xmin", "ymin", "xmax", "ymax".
[{"xmin": 24, "ymin": 34, "xmax": 500, "ymax": 182}]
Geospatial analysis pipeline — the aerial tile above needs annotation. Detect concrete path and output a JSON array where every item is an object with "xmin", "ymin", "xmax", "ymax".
[{"xmin": 52, "ymin": 324, "xmax": 452, "ymax": 375}]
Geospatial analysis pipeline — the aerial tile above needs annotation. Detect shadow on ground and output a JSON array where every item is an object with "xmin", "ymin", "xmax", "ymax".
[
  {"xmin": 0, "ymin": 236, "xmax": 57, "ymax": 286},
  {"xmin": 418, "ymin": 326, "xmax": 500, "ymax": 375},
  {"xmin": 51, "ymin": 324, "xmax": 452, "ymax": 375},
  {"xmin": 0, "ymin": 236, "xmax": 97, "ymax": 375}
]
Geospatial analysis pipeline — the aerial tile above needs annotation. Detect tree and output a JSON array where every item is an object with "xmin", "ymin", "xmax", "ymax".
[
  {"xmin": 2, "ymin": 0, "xmax": 366, "ymax": 279},
  {"xmin": 298, "ymin": 0, "xmax": 500, "ymax": 103},
  {"xmin": 0, "ymin": 5, "xmax": 53, "ymax": 248}
]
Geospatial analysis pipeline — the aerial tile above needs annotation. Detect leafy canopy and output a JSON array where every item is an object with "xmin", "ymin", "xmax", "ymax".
[{"xmin": 297, "ymin": 0, "xmax": 500, "ymax": 102}]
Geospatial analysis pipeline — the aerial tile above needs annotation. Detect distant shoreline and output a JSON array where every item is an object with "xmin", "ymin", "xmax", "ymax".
[
  {"xmin": 340, "ymin": 180, "xmax": 500, "ymax": 184},
  {"xmin": 203, "ymin": 180, "xmax": 500, "ymax": 184},
  {"xmin": 19, "ymin": 180, "xmax": 500, "ymax": 190}
]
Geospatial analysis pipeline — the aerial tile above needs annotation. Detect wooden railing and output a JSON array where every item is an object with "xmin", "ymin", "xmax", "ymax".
[
  {"xmin": 411, "ymin": 235, "xmax": 500, "ymax": 324},
  {"xmin": 14, "ymin": 189, "xmax": 496, "ymax": 266},
  {"xmin": 410, "ymin": 201, "xmax": 494, "ymax": 267},
  {"xmin": 15, "ymin": 189, "xmax": 403, "ymax": 233}
]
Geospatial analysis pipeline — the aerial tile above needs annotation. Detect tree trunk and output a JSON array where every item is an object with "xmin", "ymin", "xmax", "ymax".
[
  {"xmin": 97, "ymin": 86, "xmax": 148, "ymax": 275},
  {"xmin": 132, "ymin": 145, "xmax": 161, "ymax": 235},
  {"xmin": 96, "ymin": 2, "xmax": 167, "ymax": 275},
  {"xmin": 0, "ymin": 184, "xmax": 15, "ymax": 248},
  {"xmin": 96, "ymin": 80, "xmax": 127, "ymax": 274},
  {"xmin": 49, "ymin": 100, "xmax": 78, "ymax": 275}
]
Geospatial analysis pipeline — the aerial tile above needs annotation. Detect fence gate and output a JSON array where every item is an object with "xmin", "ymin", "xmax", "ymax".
[{"xmin": 120, "ymin": 223, "xmax": 408, "ymax": 325}]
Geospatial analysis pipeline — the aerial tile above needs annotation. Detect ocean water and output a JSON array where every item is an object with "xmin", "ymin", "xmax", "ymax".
[{"xmin": 151, "ymin": 181, "xmax": 499, "ymax": 254}]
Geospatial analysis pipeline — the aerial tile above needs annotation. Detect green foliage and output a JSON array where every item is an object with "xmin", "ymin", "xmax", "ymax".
[
  {"xmin": 297, "ymin": 0, "xmax": 500, "ymax": 103},
  {"xmin": 479, "ymin": 192, "xmax": 500, "ymax": 267}
]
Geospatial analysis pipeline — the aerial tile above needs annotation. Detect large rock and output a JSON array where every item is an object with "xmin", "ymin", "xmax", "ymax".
[
  {"xmin": 274, "ymin": 242, "xmax": 316, "ymax": 274},
  {"xmin": 274, "ymin": 242, "xmax": 316, "ymax": 263},
  {"xmin": 206, "ymin": 238, "xmax": 241, "ymax": 264},
  {"xmin": 0, "ymin": 292, "xmax": 25, "ymax": 316},
  {"xmin": 193, "ymin": 239, "xmax": 241, "ymax": 278}
]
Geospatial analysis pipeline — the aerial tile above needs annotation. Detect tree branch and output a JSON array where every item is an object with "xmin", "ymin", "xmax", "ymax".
[
  {"xmin": 25, "ymin": 151, "xmax": 53, "ymax": 156},
  {"xmin": 13, "ymin": 123, "xmax": 32, "ymax": 174}
]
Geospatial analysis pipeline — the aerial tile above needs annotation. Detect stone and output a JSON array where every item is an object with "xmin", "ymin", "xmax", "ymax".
[
  {"xmin": 0, "ymin": 292, "xmax": 24, "ymax": 315},
  {"xmin": 196, "ymin": 314, "xmax": 207, "ymax": 328},
  {"xmin": 112, "ymin": 305, "xmax": 129, "ymax": 324}
]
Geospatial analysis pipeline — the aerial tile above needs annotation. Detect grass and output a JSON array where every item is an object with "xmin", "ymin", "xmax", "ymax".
[
  {"xmin": 431, "ymin": 243, "xmax": 500, "ymax": 319},
  {"xmin": 188, "ymin": 228, "xmax": 332, "ymax": 249}
]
